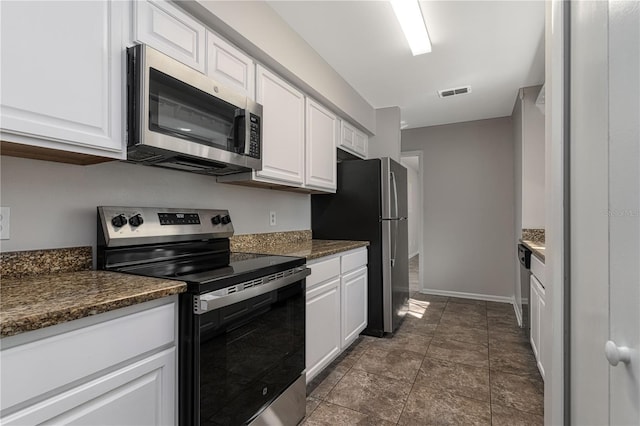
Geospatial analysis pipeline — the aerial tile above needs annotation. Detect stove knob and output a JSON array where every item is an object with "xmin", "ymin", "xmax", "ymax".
[
  {"xmin": 129, "ymin": 214, "xmax": 144, "ymax": 227},
  {"xmin": 111, "ymin": 214, "xmax": 128, "ymax": 228},
  {"xmin": 211, "ymin": 215, "xmax": 221, "ymax": 225},
  {"xmin": 221, "ymin": 215, "xmax": 231, "ymax": 225}
]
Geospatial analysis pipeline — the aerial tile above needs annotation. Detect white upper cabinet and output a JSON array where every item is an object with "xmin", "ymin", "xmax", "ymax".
[
  {"xmin": 206, "ymin": 31, "xmax": 255, "ymax": 99},
  {"xmin": 134, "ymin": 0, "xmax": 206, "ymax": 72},
  {"xmin": 0, "ymin": 0, "xmax": 126, "ymax": 158},
  {"xmin": 255, "ymin": 65, "xmax": 305, "ymax": 186},
  {"xmin": 305, "ymin": 98, "xmax": 337, "ymax": 192},
  {"xmin": 339, "ymin": 121, "xmax": 368, "ymax": 159},
  {"xmin": 354, "ymin": 129, "xmax": 368, "ymax": 158}
]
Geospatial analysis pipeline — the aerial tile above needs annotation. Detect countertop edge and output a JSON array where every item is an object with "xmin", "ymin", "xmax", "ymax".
[
  {"xmin": 303, "ymin": 241, "xmax": 370, "ymax": 260},
  {"xmin": 521, "ymin": 239, "xmax": 545, "ymax": 262},
  {"xmin": 1, "ymin": 275, "xmax": 186, "ymax": 338}
]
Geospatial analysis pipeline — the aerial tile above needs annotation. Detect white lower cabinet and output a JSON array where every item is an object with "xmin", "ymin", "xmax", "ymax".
[
  {"xmin": 2, "ymin": 348, "xmax": 175, "ymax": 426},
  {"xmin": 306, "ymin": 277, "xmax": 341, "ymax": 382},
  {"xmin": 0, "ymin": 297, "xmax": 178, "ymax": 425},
  {"xmin": 306, "ymin": 247, "xmax": 368, "ymax": 383},
  {"xmin": 341, "ymin": 266, "xmax": 368, "ymax": 348},
  {"xmin": 530, "ymin": 273, "xmax": 545, "ymax": 379}
]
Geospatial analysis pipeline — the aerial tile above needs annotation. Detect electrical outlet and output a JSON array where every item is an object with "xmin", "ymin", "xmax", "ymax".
[
  {"xmin": 0, "ymin": 207, "xmax": 10, "ymax": 240},
  {"xmin": 269, "ymin": 211, "xmax": 276, "ymax": 226}
]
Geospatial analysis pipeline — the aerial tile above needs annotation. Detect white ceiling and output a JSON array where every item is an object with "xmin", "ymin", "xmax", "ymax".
[{"xmin": 267, "ymin": 0, "xmax": 545, "ymax": 129}]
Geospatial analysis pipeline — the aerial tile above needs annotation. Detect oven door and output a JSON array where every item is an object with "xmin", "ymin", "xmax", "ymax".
[
  {"xmin": 180, "ymin": 280, "xmax": 305, "ymax": 426},
  {"xmin": 128, "ymin": 44, "xmax": 262, "ymax": 171}
]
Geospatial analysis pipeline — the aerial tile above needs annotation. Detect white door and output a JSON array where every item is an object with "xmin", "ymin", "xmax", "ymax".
[
  {"xmin": 607, "ymin": 1, "xmax": 639, "ymax": 423},
  {"xmin": 571, "ymin": 0, "xmax": 640, "ymax": 424}
]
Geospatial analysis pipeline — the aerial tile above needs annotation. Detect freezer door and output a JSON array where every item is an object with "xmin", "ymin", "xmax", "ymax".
[{"xmin": 390, "ymin": 158, "xmax": 408, "ymax": 219}]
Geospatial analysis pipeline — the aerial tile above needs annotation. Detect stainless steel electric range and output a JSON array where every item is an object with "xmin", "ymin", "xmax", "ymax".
[{"xmin": 97, "ymin": 207, "xmax": 309, "ymax": 426}]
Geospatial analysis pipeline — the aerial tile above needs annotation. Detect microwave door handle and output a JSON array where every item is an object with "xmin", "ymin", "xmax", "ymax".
[{"xmin": 231, "ymin": 110, "xmax": 246, "ymax": 154}]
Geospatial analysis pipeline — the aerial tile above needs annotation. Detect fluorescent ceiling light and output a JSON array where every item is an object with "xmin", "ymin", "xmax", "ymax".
[{"xmin": 390, "ymin": 0, "xmax": 432, "ymax": 55}]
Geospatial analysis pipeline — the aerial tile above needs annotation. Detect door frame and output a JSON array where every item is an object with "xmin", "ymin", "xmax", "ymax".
[{"xmin": 545, "ymin": 0, "xmax": 569, "ymax": 424}]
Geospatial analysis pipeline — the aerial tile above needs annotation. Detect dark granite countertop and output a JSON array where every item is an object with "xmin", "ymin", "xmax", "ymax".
[
  {"xmin": 0, "ymin": 234, "xmax": 365, "ymax": 338},
  {"xmin": 1, "ymin": 271, "xmax": 186, "ymax": 338},
  {"xmin": 521, "ymin": 239, "xmax": 545, "ymax": 262},
  {"xmin": 238, "ymin": 239, "xmax": 369, "ymax": 260}
]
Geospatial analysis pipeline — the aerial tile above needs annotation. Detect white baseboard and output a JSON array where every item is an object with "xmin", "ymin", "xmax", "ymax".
[{"xmin": 418, "ymin": 288, "xmax": 513, "ymax": 304}]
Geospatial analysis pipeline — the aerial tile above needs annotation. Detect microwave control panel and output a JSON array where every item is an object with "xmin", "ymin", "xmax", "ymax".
[{"xmin": 249, "ymin": 114, "xmax": 261, "ymax": 159}]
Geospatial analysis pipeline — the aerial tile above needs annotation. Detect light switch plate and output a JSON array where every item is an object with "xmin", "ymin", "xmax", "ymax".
[{"xmin": 0, "ymin": 207, "xmax": 10, "ymax": 240}]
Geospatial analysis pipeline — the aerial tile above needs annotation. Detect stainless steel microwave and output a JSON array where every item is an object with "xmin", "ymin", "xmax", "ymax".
[{"xmin": 126, "ymin": 44, "xmax": 262, "ymax": 175}]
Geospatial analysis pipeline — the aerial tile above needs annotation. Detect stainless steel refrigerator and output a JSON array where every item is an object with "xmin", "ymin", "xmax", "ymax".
[{"xmin": 311, "ymin": 157, "xmax": 409, "ymax": 336}]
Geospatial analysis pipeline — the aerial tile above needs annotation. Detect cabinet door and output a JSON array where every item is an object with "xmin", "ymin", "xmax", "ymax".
[
  {"xmin": 529, "ymin": 276, "xmax": 540, "ymax": 359},
  {"xmin": 306, "ymin": 278, "xmax": 341, "ymax": 383},
  {"xmin": 338, "ymin": 120, "xmax": 367, "ymax": 159},
  {"xmin": 206, "ymin": 31, "xmax": 254, "ymax": 99},
  {"xmin": 305, "ymin": 98, "xmax": 337, "ymax": 192},
  {"xmin": 1, "ymin": 348, "xmax": 176, "ymax": 425},
  {"xmin": 134, "ymin": 0, "xmax": 206, "ymax": 72},
  {"xmin": 255, "ymin": 65, "xmax": 305, "ymax": 186},
  {"xmin": 0, "ymin": 0, "xmax": 125, "ymax": 157},
  {"xmin": 354, "ymin": 129, "xmax": 368, "ymax": 158},
  {"xmin": 340, "ymin": 121, "xmax": 356, "ymax": 151},
  {"xmin": 537, "ymin": 287, "xmax": 546, "ymax": 379},
  {"xmin": 341, "ymin": 266, "xmax": 368, "ymax": 349}
]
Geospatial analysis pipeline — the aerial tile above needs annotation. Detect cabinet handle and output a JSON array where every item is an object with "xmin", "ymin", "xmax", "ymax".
[{"xmin": 605, "ymin": 340, "xmax": 632, "ymax": 366}]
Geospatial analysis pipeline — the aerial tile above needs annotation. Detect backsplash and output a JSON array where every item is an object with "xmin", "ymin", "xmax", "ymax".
[
  {"xmin": 522, "ymin": 228, "xmax": 545, "ymax": 244},
  {"xmin": 0, "ymin": 246, "xmax": 92, "ymax": 279}
]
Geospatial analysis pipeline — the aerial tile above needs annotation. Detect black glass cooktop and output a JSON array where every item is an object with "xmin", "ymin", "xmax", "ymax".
[{"xmin": 120, "ymin": 252, "xmax": 305, "ymax": 293}]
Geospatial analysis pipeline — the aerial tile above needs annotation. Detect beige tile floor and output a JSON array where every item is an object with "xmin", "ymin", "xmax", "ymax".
[{"xmin": 302, "ymin": 256, "xmax": 544, "ymax": 425}]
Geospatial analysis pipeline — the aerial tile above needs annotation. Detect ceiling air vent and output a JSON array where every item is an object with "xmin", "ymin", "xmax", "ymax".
[{"xmin": 438, "ymin": 86, "xmax": 472, "ymax": 98}]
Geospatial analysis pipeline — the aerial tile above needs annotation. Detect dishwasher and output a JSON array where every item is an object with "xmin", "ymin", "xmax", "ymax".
[{"xmin": 517, "ymin": 244, "xmax": 532, "ymax": 336}]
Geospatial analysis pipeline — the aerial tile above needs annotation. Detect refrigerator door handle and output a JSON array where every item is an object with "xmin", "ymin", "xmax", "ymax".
[
  {"xmin": 390, "ymin": 172, "xmax": 399, "ymax": 267},
  {"xmin": 390, "ymin": 172, "xmax": 399, "ymax": 219}
]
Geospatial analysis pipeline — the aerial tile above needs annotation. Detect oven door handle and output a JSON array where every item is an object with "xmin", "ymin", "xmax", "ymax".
[{"xmin": 194, "ymin": 266, "xmax": 311, "ymax": 314}]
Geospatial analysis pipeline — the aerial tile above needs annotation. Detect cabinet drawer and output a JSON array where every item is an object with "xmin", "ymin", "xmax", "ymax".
[
  {"xmin": 531, "ymin": 254, "xmax": 545, "ymax": 288},
  {"xmin": 341, "ymin": 248, "xmax": 368, "ymax": 274},
  {"xmin": 0, "ymin": 302, "xmax": 176, "ymax": 411},
  {"xmin": 307, "ymin": 257, "xmax": 341, "ymax": 288}
]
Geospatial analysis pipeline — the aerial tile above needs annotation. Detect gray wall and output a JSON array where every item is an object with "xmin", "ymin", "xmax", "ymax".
[
  {"xmin": 369, "ymin": 107, "xmax": 401, "ymax": 161},
  {"xmin": 402, "ymin": 117, "xmax": 516, "ymax": 300},
  {"xmin": 513, "ymin": 91, "xmax": 524, "ymax": 318},
  {"xmin": 521, "ymin": 86, "xmax": 545, "ymax": 228},
  {"xmin": 0, "ymin": 156, "xmax": 310, "ymax": 253}
]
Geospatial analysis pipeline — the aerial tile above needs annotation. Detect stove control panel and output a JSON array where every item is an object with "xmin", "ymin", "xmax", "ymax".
[{"xmin": 98, "ymin": 207, "xmax": 234, "ymax": 247}]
